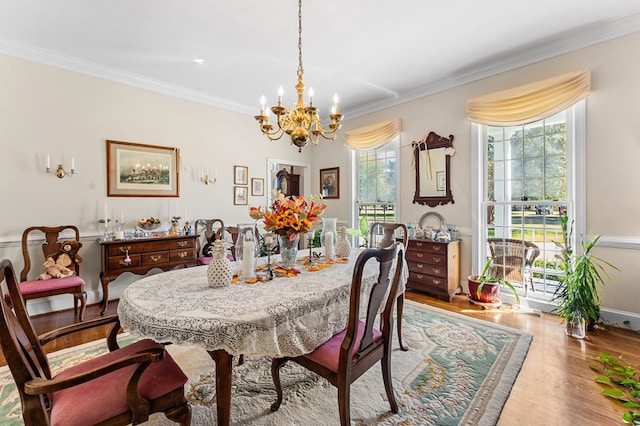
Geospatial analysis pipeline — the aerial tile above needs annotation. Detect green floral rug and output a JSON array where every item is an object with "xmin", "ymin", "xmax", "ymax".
[{"xmin": 0, "ymin": 301, "xmax": 532, "ymax": 425}]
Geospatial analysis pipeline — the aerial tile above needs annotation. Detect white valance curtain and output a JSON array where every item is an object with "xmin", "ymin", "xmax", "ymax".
[
  {"xmin": 343, "ymin": 118, "xmax": 402, "ymax": 150},
  {"xmin": 465, "ymin": 70, "xmax": 591, "ymax": 126}
]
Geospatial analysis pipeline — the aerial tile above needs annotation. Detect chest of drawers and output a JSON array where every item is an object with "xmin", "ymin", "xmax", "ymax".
[
  {"xmin": 405, "ymin": 239, "xmax": 460, "ymax": 302},
  {"xmin": 98, "ymin": 234, "xmax": 198, "ymax": 314}
]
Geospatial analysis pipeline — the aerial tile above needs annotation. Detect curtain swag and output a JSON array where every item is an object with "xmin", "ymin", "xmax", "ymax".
[
  {"xmin": 344, "ymin": 119, "xmax": 402, "ymax": 150},
  {"xmin": 465, "ymin": 70, "xmax": 591, "ymax": 126}
]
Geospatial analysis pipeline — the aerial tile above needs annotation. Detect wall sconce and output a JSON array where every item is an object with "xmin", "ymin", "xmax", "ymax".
[
  {"xmin": 46, "ymin": 155, "xmax": 75, "ymax": 178},
  {"xmin": 200, "ymin": 169, "xmax": 217, "ymax": 185}
]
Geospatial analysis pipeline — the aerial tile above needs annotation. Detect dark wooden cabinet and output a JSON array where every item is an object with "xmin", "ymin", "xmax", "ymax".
[
  {"xmin": 405, "ymin": 239, "xmax": 460, "ymax": 302},
  {"xmin": 98, "ymin": 234, "xmax": 198, "ymax": 314}
]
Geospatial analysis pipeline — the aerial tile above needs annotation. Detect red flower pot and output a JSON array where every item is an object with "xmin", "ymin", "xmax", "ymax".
[{"xmin": 467, "ymin": 275, "xmax": 501, "ymax": 303}]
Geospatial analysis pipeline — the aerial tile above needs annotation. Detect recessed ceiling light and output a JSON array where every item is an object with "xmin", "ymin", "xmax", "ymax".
[{"xmin": 193, "ymin": 58, "xmax": 205, "ymax": 64}]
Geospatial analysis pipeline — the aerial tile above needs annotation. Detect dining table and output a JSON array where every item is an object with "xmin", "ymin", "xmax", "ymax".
[{"xmin": 117, "ymin": 248, "xmax": 405, "ymax": 426}]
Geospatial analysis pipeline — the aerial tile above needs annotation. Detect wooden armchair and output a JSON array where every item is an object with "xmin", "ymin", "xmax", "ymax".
[
  {"xmin": 6, "ymin": 225, "xmax": 87, "ymax": 321},
  {"xmin": 0, "ymin": 258, "xmax": 191, "ymax": 425},
  {"xmin": 369, "ymin": 222, "xmax": 409, "ymax": 351},
  {"xmin": 270, "ymin": 243, "xmax": 403, "ymax": 425},
  {"xmin": 487, "ymin": 238, "xmax": 540, "ymax": 293},
  {"xmin": 194, "ymin": 218, "xmax": 225, "ymax": 265}
]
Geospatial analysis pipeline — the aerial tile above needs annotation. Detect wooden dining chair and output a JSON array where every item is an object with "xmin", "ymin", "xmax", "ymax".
[
  {"xmin": 5, "ymin": 225, "xmax": 87, "ymax": 321},
  {"xmin": 0, "ymin": 258, "xmax": 192, "ymax": 425},
  {"xmin": 270, "ymin": 243, "xmax": 404, "ymax": 425},
  {"xmin": 368, "ymin": 222, "xmax": 409, "ymax": 351},
  {"xmin": 195, "ymin": 218, "xmax": 225, "ymax": 265}
]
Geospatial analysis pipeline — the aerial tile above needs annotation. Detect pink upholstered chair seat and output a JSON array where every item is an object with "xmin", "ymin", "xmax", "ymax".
[
  {"xmin": 197, "ymin": 256, "xmax": 212, "ymax": 265},
  {"xmin": 50, "ymin": 339, "xmax": 187, "ymax": 426},
  {"xmin": 304, "ymin": 320, "xmax": 382, "ymax": 373},
  {"xmin": 20, "ymin": 276, "xmax": 84, "ymax": 294},
  {"xmin": 4, "ymin": 276, "xmax": 85, "ymax": 300}
]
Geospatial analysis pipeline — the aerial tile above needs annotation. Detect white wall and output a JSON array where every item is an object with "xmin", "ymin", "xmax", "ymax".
[
  {"xmin": 314, "ymin": 31, "xmax": 640, "ymax": 325},
  {"xmin": 0, "ymin": 53, "xmax": 311, "ymax": 312},
  {"xmin": 2, "ymin": 31, "xmax": 640, "ymax": 325}
]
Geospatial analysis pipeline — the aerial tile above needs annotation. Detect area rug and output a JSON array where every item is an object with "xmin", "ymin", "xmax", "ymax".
[{"xmin": 0, "ymin": 300, "xmax": 532, "ymax": 425}]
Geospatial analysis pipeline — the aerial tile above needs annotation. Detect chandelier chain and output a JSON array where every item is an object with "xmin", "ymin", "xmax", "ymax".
[{"xmin": 297, "ymin": 0, "xmax": 303, "ymax": 80}]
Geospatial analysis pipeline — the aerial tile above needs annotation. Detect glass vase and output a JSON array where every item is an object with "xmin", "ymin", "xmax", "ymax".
[
  {"xmin": 235, "ymin": 223, "xmax": 258, "ymax": 280},
  {"xmin": 565, "ymin": 312, "xmax": 586, "ymax": 339},
  {"xmin": 321, "ymin": 217, "xmax": 337, "ymax": 260},
  {"xmin": 278, "ymin": 234, "xmax": 300, "ymax": 269}
]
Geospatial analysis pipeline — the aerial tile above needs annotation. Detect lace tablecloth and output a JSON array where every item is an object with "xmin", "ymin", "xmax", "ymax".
[{"xmin": 118, "ymin": 250, "xmax": 403, "ymax": 357}]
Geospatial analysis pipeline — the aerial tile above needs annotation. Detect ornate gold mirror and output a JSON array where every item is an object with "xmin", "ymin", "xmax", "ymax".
[{"xmin": 413, "ymin": 131, "xmax": 455, "ymax": 207}]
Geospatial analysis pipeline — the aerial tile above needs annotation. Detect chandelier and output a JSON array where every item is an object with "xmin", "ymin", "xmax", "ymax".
[{"xmin": 255, "ymin": 0, "xmax": 343, "ymax": 153}]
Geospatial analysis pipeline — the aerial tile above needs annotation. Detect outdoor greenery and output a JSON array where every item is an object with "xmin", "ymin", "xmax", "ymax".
[{"xmin": 591, "ymin": 352, "xmax": 640, "ymax": 425}]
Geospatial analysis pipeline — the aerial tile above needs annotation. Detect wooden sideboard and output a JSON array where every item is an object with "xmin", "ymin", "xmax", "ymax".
[
  {"xmin": 98, "ymin": 234, "xmax": 198, "ymax": 314},
  {"xmin": 405, "ymin": 238, "xmax": 461, "ymax": 302}
]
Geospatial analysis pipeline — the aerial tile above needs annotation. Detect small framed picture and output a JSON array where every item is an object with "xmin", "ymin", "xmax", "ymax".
[
  {"xmin": 234, "ymin": 165, "xmax": 248, "ymax": 185},
  {"xmin": 234, "ymin": 186, "xmax": 248, "ymax": 205},
  {"xmin": 320, "ymin": 167, "xmax": 339, "ymax": 199},
  {"xmin": 436, "ymin": 171, "xmax": 445, "ymax": 191},
  {"xmin": 251, "ymin": 178, "xmax": 264, "ymax": 196}
]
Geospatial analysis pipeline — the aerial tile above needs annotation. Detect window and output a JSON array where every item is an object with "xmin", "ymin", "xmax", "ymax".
[
  {"xmin": 473, "ymin": 102, "xmax": 585, "ymax": 300},
  {"xmin": 353, "ymin": 137, "xmax": 399, "ymax": 224}
]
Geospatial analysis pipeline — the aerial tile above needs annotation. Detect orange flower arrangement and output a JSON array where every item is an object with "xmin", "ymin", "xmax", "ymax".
[{"xmin": 250, "ymin": 191, "xmax": 326, "ymax": 241}]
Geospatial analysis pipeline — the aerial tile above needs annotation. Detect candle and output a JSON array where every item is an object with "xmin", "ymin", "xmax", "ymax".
[
  {"xmin": 46, "ymin": 154, "xmax": 50, "ymax": 169},
  {"xmin": 324, "ymin": 232, "xmax": 334, "ymax": 260},
  {"xmin": 121, "ymin": 209, "xmax": 124, "ymax": 224},
  {"xmin": 265, "ymin": 235, "xmax": 273, "ymax": 246},
  {"xmin": 184, "ymin": 207, "xmax": 187, "ymax": 221},
  {"xmin": 71, "ymin": 157, "xmax": 75, "ymax": 170},
  {"xmin": 242, "ymin": 241, "xmax": 255, "ymax": 279},
  {"xmin": 104, "ymin": 200, "xmax": 108, "ymax": 223}
]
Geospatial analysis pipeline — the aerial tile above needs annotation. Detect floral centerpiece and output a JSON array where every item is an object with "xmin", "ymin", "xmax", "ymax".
[
  {"xmin": 250, "ymin": 191, "xmax": 326, "ymax": 240},
  {"xmin": 250, "ymin": 191, "xmax": 326, "ymax": 268}
]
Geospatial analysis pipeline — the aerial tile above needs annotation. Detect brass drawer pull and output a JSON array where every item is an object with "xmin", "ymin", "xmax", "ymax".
[
  {"xmin": 177, "ymin": 241, "xmax": 188, "ymax": 247},
  {"xmin": 177, "ymin": 251, "xmax": 188, "ymax": 258},
  {"xmin": 416, "ymin": 274, "xmax": 424, "ymax": 279},
  {"xmin": 118, "ymin": 259, "xmax": 131, "ymax": 266},
  {"xmin": 150, "ymin": 255, "xmax": 162, "ymax": 262},
  {"xmin": 119, "ymin": 246, "xmax": 131, "ymax": 253},
  {"xmin": 433, "ymin": 268, "xmax": 441, "ymax": 274},
  {"xmin": 432, "ymin": 258, "xmax": 442, "ymax": 263},
  {"xmin": 431, "ymin": 245, "xmax": 441, "ymax": 252},
  {"xmin": 416, "ymin": 253, "xmax": 424, "ymax": 258},
  {"xmin": 415, "ymin": 242, "xmax": 424, "ymax": 247},
  {"xmin": 416, "ymin": 263, "xmax": 424, "ymax": 269},
  {"xmin": 433, "ymin": 279, "xmax": 441, "ymax": 286}
]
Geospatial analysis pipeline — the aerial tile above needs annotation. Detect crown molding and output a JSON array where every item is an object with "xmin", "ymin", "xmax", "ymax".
[{"xmin": 1, "ymin": 13, "xmax": 640, "ymax": 119}]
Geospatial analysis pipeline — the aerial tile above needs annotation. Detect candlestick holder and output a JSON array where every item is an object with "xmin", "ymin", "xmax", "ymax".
[
  {"xmin": 263, "ymin": 233, "xmax": 275, "ymax": 281},
  {"xmin": 98, "ymin": 218, "xmax": 112, "ymax": 241},
  {"xmin": 305, "ymin": 231, "xmax": 317, "ymax": 266}
]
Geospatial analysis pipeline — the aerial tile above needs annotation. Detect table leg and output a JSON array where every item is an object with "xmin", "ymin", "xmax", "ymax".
[{"xmin": 207, "ymin": 349, "xmax": 233, "ymax": 426}]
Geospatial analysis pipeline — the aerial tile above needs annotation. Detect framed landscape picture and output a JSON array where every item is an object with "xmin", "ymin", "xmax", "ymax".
[
  {"xmin": 251, "ymin": 178, "xmax": 264, "ymax": 196},
  {"xmin": 320, "ymin": 167, "xmax": 339, "ymax": 199},
  {"xmin": 106, "ymin": 140, "xmax": 179, "ymax": 197}
]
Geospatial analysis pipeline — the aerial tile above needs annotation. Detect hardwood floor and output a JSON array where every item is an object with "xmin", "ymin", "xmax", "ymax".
[{"xmin": 2, "ymin": 294, "xmax": 638, "ymax": 425}]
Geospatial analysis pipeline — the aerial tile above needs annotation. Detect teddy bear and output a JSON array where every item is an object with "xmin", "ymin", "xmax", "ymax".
[
  {"xmin": 38, "ymin": 257, "xmax": 76, "ymax": 280},
  {"xmin": 54, "ymin": 240, "xmax": 83, "ymax": 269}
]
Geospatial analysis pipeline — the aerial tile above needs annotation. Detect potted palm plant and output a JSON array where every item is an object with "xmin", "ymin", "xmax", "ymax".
[
  {"xmin": 468, "ymin": 259, "xmax": 520, "ymax": 306},
  {"xmin": 345, "ymin": 216, "xmax": 369, "ymax": 248},
  {"xmin": 553, "ymin": 214, "xmax": 617, "ymax": 338}
]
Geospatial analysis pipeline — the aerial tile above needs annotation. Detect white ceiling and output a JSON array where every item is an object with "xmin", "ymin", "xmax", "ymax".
[{"xmin": 1, "ymin": 1, "xmax": 640, "ymax": 118}]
